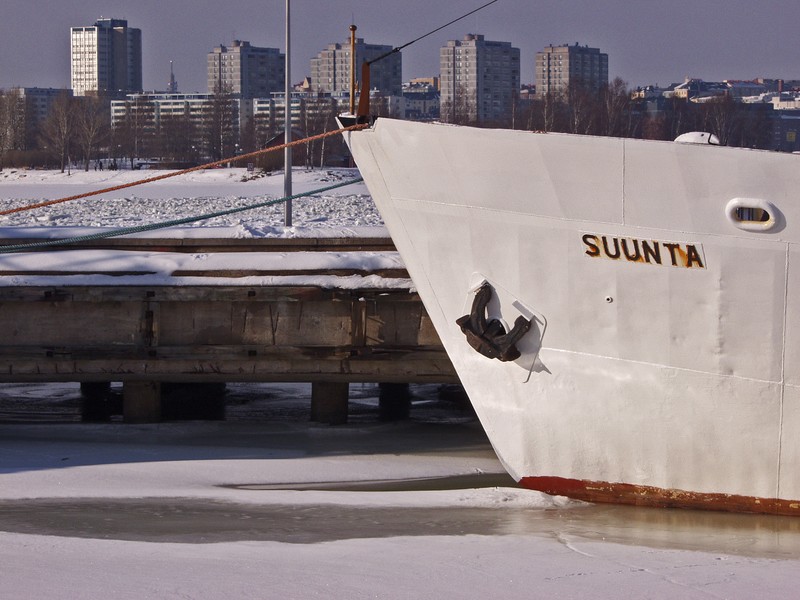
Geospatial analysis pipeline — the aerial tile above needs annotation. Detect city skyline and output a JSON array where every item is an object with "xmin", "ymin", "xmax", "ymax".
[{"xmin": 1, "ymin": 0, "xmax": 798, "ymax": 93}]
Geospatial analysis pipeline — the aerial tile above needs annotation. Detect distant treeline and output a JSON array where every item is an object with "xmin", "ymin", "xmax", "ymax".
[
  {"xmin": 442, "ymin": 77, "xmax": 774, "ymax": 149},
  {"xmin": 0, "ymin": 79, "xmax": 780, "ymax": 172},
  {"xmin": 0, "ymin": 88, "xmax": 350, "ymax": 172}
]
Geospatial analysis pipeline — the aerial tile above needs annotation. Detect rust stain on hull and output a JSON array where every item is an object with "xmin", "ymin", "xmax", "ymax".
[{"xmin": 520, "ymin": 476, "xmax": 800, "ymax": 516}]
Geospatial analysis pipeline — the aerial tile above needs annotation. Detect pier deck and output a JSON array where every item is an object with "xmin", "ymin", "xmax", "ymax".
[{"xmin": 0, "ymin": 236, "xmax": 458, "ymax": 422}]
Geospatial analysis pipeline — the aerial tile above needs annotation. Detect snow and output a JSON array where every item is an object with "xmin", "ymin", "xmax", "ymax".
[
  {"xmin": 1, "ymin": 168, "xmax": 799, "ymax": 598},
  {"xmin": 0, "ymin": 167, "xmax": 405, "ymax": 289},
  {"xmin": 0, "ymin": 167, "xmax": 381, "ymax": 230},
  {"xmin": 0, "ymin": 248, "xmax": 408, "ymax": 289}
]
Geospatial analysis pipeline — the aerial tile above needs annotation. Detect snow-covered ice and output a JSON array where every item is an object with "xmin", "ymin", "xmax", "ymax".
[
  {"xmin": 1, "ymin": 168, "xmax": 799, "ymax": 599},
  {"xmin": 0, "ymin": 167, "xmax": 380, "ymax": 230},
  {"xmin": 2, "ymin": 404, "xmax": 799, "ymax": 600},
  {"xmin": 0, "ymin": 167, "xmax": 403, "ymax": 289}
]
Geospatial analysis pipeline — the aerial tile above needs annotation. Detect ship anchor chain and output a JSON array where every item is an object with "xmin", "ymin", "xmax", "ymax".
[{"xmin": 456, "ymin": 282, "xmax": 532, "ymax": 362}]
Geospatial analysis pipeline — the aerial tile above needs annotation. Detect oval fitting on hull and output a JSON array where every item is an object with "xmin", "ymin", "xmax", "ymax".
[{"xmin": 726, "ymin": 198, "xmax": 779, "ymax": 232}]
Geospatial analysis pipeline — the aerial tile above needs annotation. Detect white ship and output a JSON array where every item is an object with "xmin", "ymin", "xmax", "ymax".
[{"xmin": 341, "ymin": 117, "xmax": 800, "ymax": 514}]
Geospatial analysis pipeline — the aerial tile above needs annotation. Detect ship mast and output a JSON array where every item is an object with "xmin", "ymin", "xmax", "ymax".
[{"xmin": 349, "ymin": 25, "xmax": 357, "ymax": 115}]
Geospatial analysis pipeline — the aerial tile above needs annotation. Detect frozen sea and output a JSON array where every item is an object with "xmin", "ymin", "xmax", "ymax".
[
  {"xmin": 1, "ymin": 168, "xmax": 799, "ymax": 598},
  {"xmin": 2, "ymin": 381, "xmax": 799, "ymax": 600}
]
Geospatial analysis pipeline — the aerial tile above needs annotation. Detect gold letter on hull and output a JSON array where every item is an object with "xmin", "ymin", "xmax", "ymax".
[{"xmin": 581, "ymin": 234, "xmax": 706, "ymax": 269}]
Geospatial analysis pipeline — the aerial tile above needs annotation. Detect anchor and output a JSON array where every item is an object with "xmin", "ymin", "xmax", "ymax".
[{"xmin": 456, "ymin": 282, "xmax": 531, "ymax": 362}]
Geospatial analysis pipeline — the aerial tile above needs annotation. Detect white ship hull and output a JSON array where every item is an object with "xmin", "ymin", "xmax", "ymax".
[{"xmin": 342, "ymin": 118, "xmax": 800, "ymax": 514}]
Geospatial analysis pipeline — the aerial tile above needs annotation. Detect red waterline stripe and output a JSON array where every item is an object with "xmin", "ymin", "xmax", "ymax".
[{"xmin": 520, "ymin": 475, "xmax": 800, "ymax": 516}]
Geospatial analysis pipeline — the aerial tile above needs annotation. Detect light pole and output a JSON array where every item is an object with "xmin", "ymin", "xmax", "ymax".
[{"xmin": 283, "ymin": 0, "xmax": 292, "ymax": 226}]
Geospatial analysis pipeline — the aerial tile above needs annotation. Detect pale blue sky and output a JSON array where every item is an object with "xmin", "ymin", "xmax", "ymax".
[{"xmin": 1, "ymin": 0, "xmax": 797, "ymax": 92}]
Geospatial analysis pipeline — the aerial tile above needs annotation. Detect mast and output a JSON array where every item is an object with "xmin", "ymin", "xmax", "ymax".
[{"xmin": 349, "ymin": 25, "xmax": 357, "ymax": 115}]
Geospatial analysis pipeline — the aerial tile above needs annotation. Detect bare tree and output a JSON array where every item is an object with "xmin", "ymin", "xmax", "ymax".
[
  {"xmin": 0, "ymin": 90, "xmax": 27, "ymax": 169},
  {"xmin": 735, "ymin": 104, "xmax": 772, "ymax": 149},
  {"xmin": 301, "ymin": 97, "xmax": 340, "ymax": 168},
  {"xmin": 441, "ymin": 84, "xmax": 476, "ymax": 126},
  {"xmin": 75, "ymin": 96, "xmax": 110, "ymax": 170},
  {"xmin": 566, "ymin": 83, "xmax": 598, "ymax": 135},
  {"xmin": 663, "ymin": 96, "xmax": 697, "ymax": 141},
  {"xmin": 0, "ymin": 92, "xmax": 10, "ymax": 170},
  {"xmin": 699, "ymin": 95, "xmax": 738, "ymax": 146},
  {"xmin": 113, "ymin": 96, "xmax": 155, "ymax": 168},
  {"xmin": 39, "ymin": 91, "xmax": 76, "ymax": 173},
  {"xmin": 539, "ymin": 91, "xmax": 562, "ymax": 132},
  {"xmin": 154, "ymin": 112, "xmax": 195, "ymax": 163},
  {"xmin": 205, "ymin": 83, "xmax": 236, "ymax": 161},
  {"xmin": 239, "ymin": 116, "xmax": 258, "ymax": 156},
  {"xmin": 601, "ymin": 78, "xmax": 632, "ymax": 137},
  {"xmin": 317, "ymin": 101, "xmax": 342, "ymax": 168},
  {"xmin": 641, "ymin": 113, "xmax": 668, "ymax": 140},
  {"xmin": 301, "ymin": 98, "xmax": 321, "ymax": 168}
]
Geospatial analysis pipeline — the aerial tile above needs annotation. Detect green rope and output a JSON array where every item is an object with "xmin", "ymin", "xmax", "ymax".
[{"xmin": 0, "ymin": 177, "xmax": 364, "ymax": 254}]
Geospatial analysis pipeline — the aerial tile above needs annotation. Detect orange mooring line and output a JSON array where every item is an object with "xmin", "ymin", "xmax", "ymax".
[{"xmin": 0, "ymin": 122, "xmax": 369, "ymax": 217}]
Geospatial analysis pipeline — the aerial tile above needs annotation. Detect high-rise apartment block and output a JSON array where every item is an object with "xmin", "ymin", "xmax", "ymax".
[
  {"xmin": 70, "ymin": 18, "xmax": 142, "ymax": 97},
  {"xmin": 535, "ymin": 43, "xmax": 608, "ymax": 97},
  {"xmin": 310, "ymin": 38, "xmax": 402, "ymax": 96},
  {"xmin": 207, "ymin": 40, "xmax": 285, "ymax": 98},
  {"xmin": 440, "ymin": 34, "xmax": 520, "ymax": 124}
]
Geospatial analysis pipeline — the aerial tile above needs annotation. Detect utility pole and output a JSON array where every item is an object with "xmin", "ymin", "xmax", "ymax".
[{"xmin": 283, "ymin": 0, "xmax": 292, "ymax": 226}]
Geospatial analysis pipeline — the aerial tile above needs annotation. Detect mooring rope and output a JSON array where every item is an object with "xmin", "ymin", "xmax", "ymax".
[
  {"xmin": 0, "ymin": 177, "xmax": 363, "ymax": 254},
  {"xmin": 0, "ymin": 122, "xmax": 369, "ymax": 217}
]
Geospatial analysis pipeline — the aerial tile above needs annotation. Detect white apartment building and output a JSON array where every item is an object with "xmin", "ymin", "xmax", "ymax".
[
  {"xmin": 252, "ymin": 93, "xmax": 341, "ymax": 133},
  {"xmin": 110, "ymin": 93, "xmax": 243, "ymax": 159},
  {"xmin": 110, "ymin": 93, "xmax": 221, "ymax": 129},
  {"xmin": 71, "ymin": 18, "xmax": 142, "ymax": 97}
]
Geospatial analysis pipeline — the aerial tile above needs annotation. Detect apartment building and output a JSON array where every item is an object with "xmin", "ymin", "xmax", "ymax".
[
  {"xmin": 70, "ymin": 18, "xmax": 142, "ymax": 97},
  {"xmin": 440, "ymin": 34, "xmax": 520, "ymax": 124},
  {"xmin": 310, "ymin": 38, "xmax": 402, "ymax": 96},
  {"xmin": 207, "ymin": 40, "xmax": 285, "ymax": 98},
  {"xmin": 535, "ymin": 43, "xmax": 608, "ymax": 97},
  {"xmin": 111, "ymin": 92, "xmax": 244, "ymax": 160}
]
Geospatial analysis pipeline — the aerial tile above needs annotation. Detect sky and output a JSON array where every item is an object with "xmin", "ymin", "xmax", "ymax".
[{"xmin": 1, "ymin": 0, "xmax": 798, "ymax": 93}]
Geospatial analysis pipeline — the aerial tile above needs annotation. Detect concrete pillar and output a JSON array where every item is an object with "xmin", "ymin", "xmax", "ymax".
[
  {"xmin": 80, "ymin": 381, "xmax": 113, "ymax": 422},
  {"xmin": 379, "ymin": 383, "xmax": 411, "ymax": 421},
  {"xmin": 123, "ymin": 381, "xmax": 162, "ymax": 423},
  {"xmin": 310, "ymin": 381, "xmax": 349, "ymax": 425}
]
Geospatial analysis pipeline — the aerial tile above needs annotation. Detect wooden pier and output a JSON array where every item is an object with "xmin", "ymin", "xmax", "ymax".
[{"xmin": 0, "ymin": 236, "xmax": 458, "ymax": 423}]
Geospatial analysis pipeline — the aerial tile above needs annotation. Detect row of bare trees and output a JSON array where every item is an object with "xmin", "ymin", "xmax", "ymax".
[
  {"xmin": 42, "ymin": 94, "xmax": 109, "ymax": 172},
  {"xmin": 110, "ymin": 89, "xmax": 347, "ymax": 170},
  {"xmin": 0, "ymin": 88, "xmax": 248, "ymax": 172},
  {"xmin": 642, "ymin": 94, "xmax": 772, "ymax": 148},
  {"xmin": 106, "ymin": 87, "xmax": 237, "ymax": 168},
  {"xmin": 514, "ymin": 78, "xmax": 643, "ymax": 137},
  {"xmin": 1, "ymin": 81, "xmax": 777, "ymax": 172},
  {"xmin": 238, "ymin": 96, "xmax": 346, "ymax": 171},
  {"xmin": 0, "ymin": 91, "xmax": 26, "ymax": 170},
  {"xmin": 0, "ymin": 91, "xmax": 111, "ymax": 172},
  {"xmin": 442, "ymin": 77, "xmax": 774, "ymax": 150}
]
